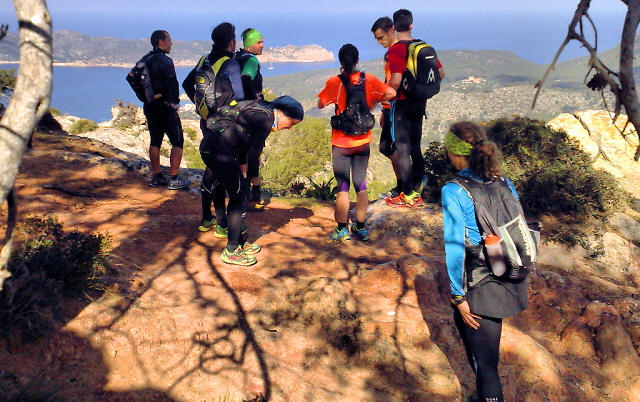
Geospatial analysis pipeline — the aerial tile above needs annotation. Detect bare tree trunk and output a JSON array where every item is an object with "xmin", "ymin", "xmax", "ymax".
[
  {"xmin": 619, "ymin": 0, "xmax": 640, "ymax": 160},
  {"xmin": 0, "ymin": 0, "xmax": 53, "ymax": 290},
  {"xmin": 534, "ymin": 0, "xmax": 640, "ymax": 160}
]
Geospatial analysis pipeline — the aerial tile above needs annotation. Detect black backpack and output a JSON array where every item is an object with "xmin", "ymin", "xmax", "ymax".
[
  {"xmin": 194, "ymin": 54, "xmax": 236, "ymax": 119},
  {"xmin": 450, "ymin": 176, "xmax": 540, "ymax": 282},
  {"xmin": 126, "ymin": 53, "xmax": 161, "ymax": 103},
  {"xmin": 401, "ymin": 40, "xmax": 441, "ymax": 101},
  {"xmin": 330, "ymin": 72, "xmax": 375, "ymax": 136},
  {"xmin": 204, "ymin": 100, "xmax": 260, "ymax": 148}
]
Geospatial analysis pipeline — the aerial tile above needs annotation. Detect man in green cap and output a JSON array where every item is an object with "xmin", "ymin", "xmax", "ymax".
[
  {"xmin": 235, "ymin": 28, "xmax": 264, "ymax": 101},
  {"xmin": 235, "ymin": 28, "xmax": 267, "ymax": 210}
]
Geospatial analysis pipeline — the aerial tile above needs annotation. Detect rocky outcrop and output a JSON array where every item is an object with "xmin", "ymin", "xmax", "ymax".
[
  {"xmin": 547, "ymin": 110, "xmax": 640, "ymax": 189},
  {"xmin": 259, "ymin": 45, "xmax": 334, "ymax": 63}
]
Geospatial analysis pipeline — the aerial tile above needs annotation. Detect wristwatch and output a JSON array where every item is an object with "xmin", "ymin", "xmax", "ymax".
[{"xmin": 452, "ymin": 295, "xmax": 467, "ymax": 306}]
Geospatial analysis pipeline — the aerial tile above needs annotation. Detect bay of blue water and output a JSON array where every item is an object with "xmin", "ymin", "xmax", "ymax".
[
  {"xmin": 1, "ymin": 61, "xmax": 339, "ymax": 123},
  {"xmin": 0, "ymin": 8, "xmax": 626, "ymax": 123}
]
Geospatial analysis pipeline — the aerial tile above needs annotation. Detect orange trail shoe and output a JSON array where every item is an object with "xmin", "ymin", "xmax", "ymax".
[{"xmin": 385, "ymin": 192, "xmax": 418, "ymax": 208}]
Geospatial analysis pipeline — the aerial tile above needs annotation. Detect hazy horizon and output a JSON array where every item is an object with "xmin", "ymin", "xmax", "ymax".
[{"xmin": 0, "ymin": 0, "xmax": 629, "ymax": 64}]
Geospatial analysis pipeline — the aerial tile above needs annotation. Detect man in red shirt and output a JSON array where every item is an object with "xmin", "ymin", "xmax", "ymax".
[
  {"xmin": 383, "ymin": 9, "xmax": 445, "ymax": 208},
  {"xmin": 371, "ymin": 16, "xmax": 402, "ymax": 200}
]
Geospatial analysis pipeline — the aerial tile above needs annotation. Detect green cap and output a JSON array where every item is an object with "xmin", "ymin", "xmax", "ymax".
[{"xmin": 243, "ymin": 28, "xmax": 263, "ymax": 48}]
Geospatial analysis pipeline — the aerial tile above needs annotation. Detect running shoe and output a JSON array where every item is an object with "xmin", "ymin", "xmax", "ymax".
[
  {"xmin": 249, "ymin": 198, "xmax": 266, "ymax": 211},
  {"xmin": 329, "ymin": 226, "xmax": 351, "ymax": 242},
  {"xmin": 167, "ymin": 177, "xmax": 191, "ymax": 190},
  {"xmin": 221, "ymin": 246, "xmax": 257, "ymax": 266},
  {"xmin": 150, "ymin": 174, "xmax": 169, "ymax": 187},
  {"xmin": 378, "ymin": 186, "xmax": 401, "ymax": 200},
  {"xmin": 241, "ymin": 242, "xmax": 261, "ymax": 255},
  {"xmin": 385, "ymin": 191, "xmax": 419, "ymax": 208},
  {"xmin": 213, "ymin": 224, "xmax": 248, "ymax": 239},
  {"xmin": 351, "ymin": 224, "xmax": 370, "ymax": 241},
  {"xmin": 198, "ymin": 217, "xmax": 216, "ymax": 232}
]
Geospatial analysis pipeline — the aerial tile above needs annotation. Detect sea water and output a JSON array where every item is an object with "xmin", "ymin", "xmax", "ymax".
[{"xmin": 0, "ymin": 9, "xmax": 626, "ymax": 122}]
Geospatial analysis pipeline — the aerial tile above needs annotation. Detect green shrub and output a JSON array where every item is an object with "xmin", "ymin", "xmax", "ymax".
[
  {"xmin": 0, "ymin": 67, "xmax": 16, "ymax": 91},
  {"xmin": 422, "ymin": 141, "xmax": 459, "ymax": 202},
  {"xmin": 0, "ymin": 216, "xmax": 113, "ymax": 341},
  {"xmin": 48, "ymin": 107, "xmax": 61, "ymax": 116},
  {"xmin": 183, "ymin": 140, "xmax": 205, "ymax": 170},
  {"xmin": 184, "ymin": 127, "xmax": 198, "ymax": 142},
  {"xmin": 484, "ymin": 116, "xmax": 627, "ymax": 219},
  {"xmin": 424, "ymin": 116, "xmax": 628, "ymax": 248},
  {"xmin": 261, "ymin": 117, "xmax": 332, "ymax": 194},
  {"xmin": 69, "ymin": 118, "xmax": 98, "ymax": 135},
  {"xmin": 304, "ymin": 177, "xmax": 338, "ymax": 200}
]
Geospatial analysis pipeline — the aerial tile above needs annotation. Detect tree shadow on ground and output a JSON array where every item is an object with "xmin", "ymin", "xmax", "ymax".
[{"xmin": 4, "ymin": 132, "xmax": 477, "ymax": 401}]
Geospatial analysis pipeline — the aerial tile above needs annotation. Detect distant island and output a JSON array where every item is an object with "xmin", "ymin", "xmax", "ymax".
[{"xmin": 0, "ymin": 30, "xmax": 334, "ymax": 67}]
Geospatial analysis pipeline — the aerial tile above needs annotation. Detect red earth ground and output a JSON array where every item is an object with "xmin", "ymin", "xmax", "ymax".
[{"xmin": 2, "ymin": 132, "xmax": 640, "ymax": 402}]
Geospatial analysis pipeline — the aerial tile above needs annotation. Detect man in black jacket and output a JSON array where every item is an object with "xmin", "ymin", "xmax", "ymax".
[{"xmin": 145, "ymin": 30, "xmax": 190, "ymax": 190}]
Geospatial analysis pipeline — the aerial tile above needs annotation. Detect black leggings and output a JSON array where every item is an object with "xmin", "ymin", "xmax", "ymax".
[
  {"xmin": 331, "ymin": 144, "xmax": 370, "ymax": 193},
  {"xmin": 200, "ymin": 167, "xmax": 219, "ymax": 222},
  {"xmin": 390, "ymin": 99, "xmax": 425, "ymax": 194},
  {"xmin": 200, "ymin": 152, "xmax": 249, "ymax": 251},
  {"xmin": 454, "ymin": 308, "xmax": 504, "ymax": 402}
]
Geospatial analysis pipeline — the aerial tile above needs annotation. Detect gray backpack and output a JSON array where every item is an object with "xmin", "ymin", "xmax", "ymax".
[{"xmin": 450, "ymin": 176, "xmax": 540, "ymax": 281}]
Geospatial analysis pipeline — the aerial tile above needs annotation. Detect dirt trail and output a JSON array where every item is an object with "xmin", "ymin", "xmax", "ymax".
[
  {"xmin": 2, "ymin": 132, "xmax": 640, "ymax": 402},
  {"xmin": 1, "ymin": 133, "xmax": 424, "ymax": 401}
]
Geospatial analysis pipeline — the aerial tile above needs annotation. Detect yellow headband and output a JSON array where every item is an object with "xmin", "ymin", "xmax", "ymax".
[{"xmin": 444, "ymin": 131, "xmax": 473, "ymax": 156}]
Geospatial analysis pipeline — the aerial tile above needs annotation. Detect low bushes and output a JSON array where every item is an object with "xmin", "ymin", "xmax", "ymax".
[
  {"xmin": 0, "ymin": 216, "xmax": 113, "ymax": 341},
  {"xmin": 424, "ymin": 116, "xmax": 628, "ymax": 249},
  {"xmin": 69, "ymin": 118, "xmax": 98, "ymax": 135}
]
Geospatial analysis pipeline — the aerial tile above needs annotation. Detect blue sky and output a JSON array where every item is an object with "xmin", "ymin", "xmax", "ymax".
[
  {"xmin": 0, "ymin": 0, "xmax": 629, "ymax": 63},
  {"xmin": 0, "ymin": 0, "xmax": 625, "ymax": 37},
  {"xmin": 0, "ymin": 0, "xmax": 624, "ymax": 15}
]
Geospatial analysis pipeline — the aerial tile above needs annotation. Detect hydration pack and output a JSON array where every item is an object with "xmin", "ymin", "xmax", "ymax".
[
  {"xmin": 126, "ymin": 53, "xmax": 161, "ymax": 103},
  {"xmin": 401, "ymin": 40, "xmax": 441, "ymax": 101},
  {"xmin": 194, "ymin": 55, "xmax": 236, "ymax": 119},
  {"xmin": 330, "ymin": 72, "xmax": 375, "ymax": 135},
  {"xmin": 204, "ymin": 100, "xmax": 260, "ymax": 148},
  {"xmin": 450, "ymin": 176, "xmax": 540, "ymax": 282}
]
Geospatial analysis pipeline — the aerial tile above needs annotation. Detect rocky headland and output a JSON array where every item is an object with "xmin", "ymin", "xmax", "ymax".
[{"xmin": 0, "ymin": 30, "xmax": 334, "ymax": 67}]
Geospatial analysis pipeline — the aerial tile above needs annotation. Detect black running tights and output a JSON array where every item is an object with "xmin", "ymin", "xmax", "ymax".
[
  {"xmin": 200, "ymin": 153, "xmax": 249, "ymax": 251},
  {"xmin": 454, "ymin": 309, "xmax": 504, "ymax": 402}
]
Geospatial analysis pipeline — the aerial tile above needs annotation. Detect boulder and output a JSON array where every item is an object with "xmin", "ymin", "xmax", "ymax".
[{"xmin": 547, "ymin": 110, "xmax": 640, "ymax": 195}]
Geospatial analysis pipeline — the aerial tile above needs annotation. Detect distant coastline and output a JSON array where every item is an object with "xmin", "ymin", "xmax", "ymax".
[
  {"xmin": 1, "ymin": 59, "xmax": 333, "ymax": 68},
  {"xmin": 0, "ymin": 31, "xmax": 334, "ymax": 67}
]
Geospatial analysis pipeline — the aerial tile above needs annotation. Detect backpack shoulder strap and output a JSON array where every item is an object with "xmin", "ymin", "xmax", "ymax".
[
  {"xmin": 448, "ymin": 176, "xmax": 495, "ymax": 236},
  {"xmin": 406, "ymin": 40, "xmax": 431, "ymax": 75},
  {"xmin": 196, "ymin": 55, "xmax": 208, "ymax": 69},
  {"xmin": 212, "ymin": 55, "xmax": 231, "ymax": 74},
  {"xmin": 335, "ymin": 74, "xmax": 353, "ymax": 114},
  {"xmin": 337, "ymin": 73, "xmax": 352, "ymax": 89}
]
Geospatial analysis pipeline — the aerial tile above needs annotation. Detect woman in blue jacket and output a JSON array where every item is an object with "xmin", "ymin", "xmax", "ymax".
[{"xmin": 442, "ymin": 121, "xmax": 528, "ymax": 402}]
